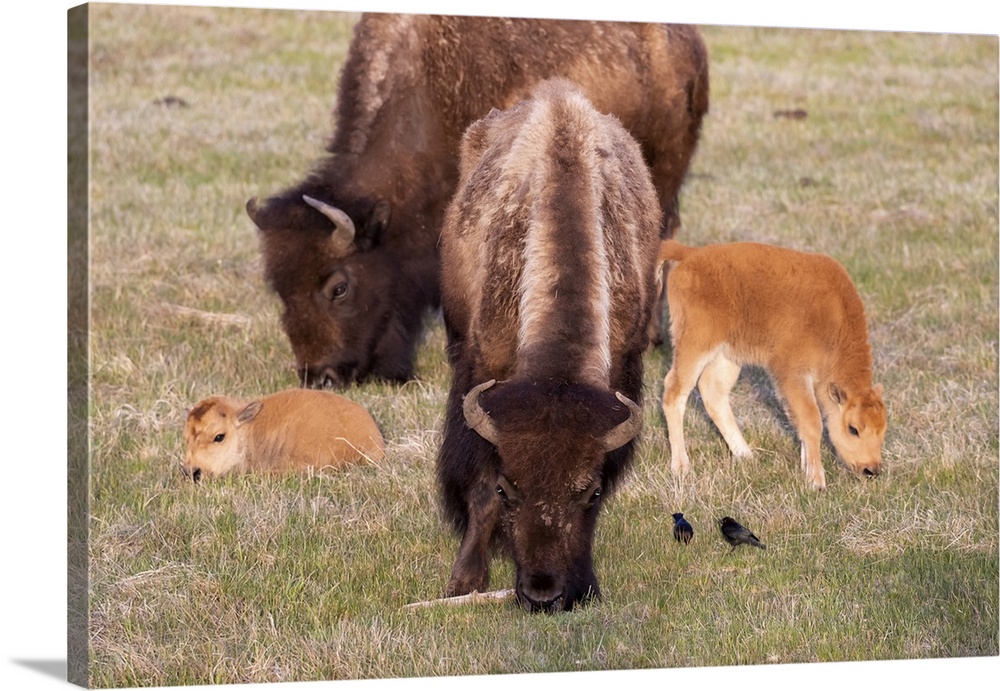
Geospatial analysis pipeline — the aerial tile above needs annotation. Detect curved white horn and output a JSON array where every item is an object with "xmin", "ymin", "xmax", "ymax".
[
  {"xmin": 302, "ymin": 194, "xmax": 356, "ymax": 253},
  {"xmin": 600, "ymin": 392, "xmax": 643, "ymax": 452},
  {"xmin": 463, "ymin": 379, "xmax": 500, "ymax": 445}
]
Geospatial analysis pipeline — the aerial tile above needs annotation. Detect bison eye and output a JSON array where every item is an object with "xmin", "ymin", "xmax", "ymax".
[
  {"xmin": 581, "ymin": 485, "xmax": 603, "ymax": 507},
  {"xmin": 330, "ymin": 281, "xmax": 349, "ymax": 300},
  {"xmin": 495, "ymin": 476, "xmax": 518, "ymax": 505},
  {"xmin": 213, "ymin": 433, "xmax": 225, "ymax": 443},
  {"xmin": 848, "ymin": 425, "xmax": 859, "ymax": 437},
  {"xmin": 320, "ymin": 272, "xmax": 351, "ymax": 303}
]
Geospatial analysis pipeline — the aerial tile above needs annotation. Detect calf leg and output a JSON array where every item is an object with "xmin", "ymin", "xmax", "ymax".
[
  {"xmin": 774, "ymin": 374, "xmax": 827, "ymax": 490},
  {"xmin": 662, "ymin": 349, "xmax": 714, "ymax": 476},
  {"xmin": 698, "ymin": 355, "xmax": 752, "ymax": 459},
  {"xmin": 446, "ymin": 480, "xmax": 500, "ymax": 596}
]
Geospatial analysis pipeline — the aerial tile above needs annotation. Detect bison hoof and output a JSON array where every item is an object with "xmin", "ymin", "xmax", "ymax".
[{"xmin": 446, "ymin": 572, "xmax": 489, "ymax": 599}]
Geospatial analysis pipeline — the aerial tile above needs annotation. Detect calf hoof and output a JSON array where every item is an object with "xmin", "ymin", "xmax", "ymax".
[
  {"xmin": 670, "ymin": 454, "xmax": 691, "ymax": 477},
  {"xmin": 731, "ymin": 443, "xmax": 753, "ymax": 460}
]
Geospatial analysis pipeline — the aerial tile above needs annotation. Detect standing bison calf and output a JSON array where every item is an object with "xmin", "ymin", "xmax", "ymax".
[
  {"xmin": 437, "ymin": 80, "xmax": 662, "ymax": 612},
  {"xmin": 182, "ymin": 389, "xmax": 385, "ymax": 481},
  {"xmin": 659, "ymin": 240, "xmax": 886, "ymax": 490}
]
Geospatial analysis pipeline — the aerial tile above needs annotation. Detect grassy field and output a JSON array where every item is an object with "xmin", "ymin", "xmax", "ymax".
[{"xmin": 78, "ymin": 4, "xmax": 998, "ymax": 688}]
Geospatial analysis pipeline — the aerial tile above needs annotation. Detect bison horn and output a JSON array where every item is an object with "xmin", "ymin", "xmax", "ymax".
[
  {"xmin": 302, "ymin": 194, "xmax": 356, "ymax": 254},
  {"xmin": 600, "ymin": 392, "xmax": 643, "ymax": 452},
  {"xmin": 463, "ymin": 379, "xmax": 500, "ymax": 445}
]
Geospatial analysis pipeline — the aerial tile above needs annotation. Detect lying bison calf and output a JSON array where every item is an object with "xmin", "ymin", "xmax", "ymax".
[
  {"xmin": 182, "ymin": 389, "xmax": 385, "ymax": 481},
  {"xmin": 659, "ymin": 240, "xmax": 886, "ymax": 490}
]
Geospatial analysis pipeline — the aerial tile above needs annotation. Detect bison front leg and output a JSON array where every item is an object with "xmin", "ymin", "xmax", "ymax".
[{"xmin": 446, "ymin": 481, "xmax": 500, "ymax": 597}]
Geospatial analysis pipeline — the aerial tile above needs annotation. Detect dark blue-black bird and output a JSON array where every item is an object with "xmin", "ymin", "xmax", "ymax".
[
  {"xmin": 719, "ymin": 516, "xmax": 766, "ymax": 551},
  {"xmin": 672, "ymin": 513, "xmax": 694, "ymax": 544}
]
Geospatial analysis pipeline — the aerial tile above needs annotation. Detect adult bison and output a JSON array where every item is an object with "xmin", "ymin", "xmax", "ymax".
[
  {"xmin": 436, "ymin": 80, "xmax": 662, "ymax": 612},
  {"xmin": 247, "ymin": 13, "xmax": 708, "ymax": 387}
]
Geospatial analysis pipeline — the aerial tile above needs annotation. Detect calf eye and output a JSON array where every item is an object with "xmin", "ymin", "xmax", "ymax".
[
  {"xmin": 213, "ymin": 433, "xmax": 225, "ymax": 443},
  {"xmin": 848, "ymin": 425, "xmax": 859, "ymax": 437}
]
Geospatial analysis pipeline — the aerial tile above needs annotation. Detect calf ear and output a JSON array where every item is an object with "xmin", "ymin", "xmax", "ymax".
[
  {"xmin": 236, "ymin": 401, "xmax": 263, "ymax": 425},
  {"xmin": 828, "ymin": 383, "xmax": 846, "ymax": 406}
]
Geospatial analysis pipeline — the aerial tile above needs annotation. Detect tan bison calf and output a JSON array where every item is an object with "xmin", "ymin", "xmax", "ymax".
[
  {"xmin": 659, "ymin": 240, "xmax": 886, "ymax": 490},
  {"xmin": 182, "ymin": 389, "xmax": 385, "ymax": 481}
]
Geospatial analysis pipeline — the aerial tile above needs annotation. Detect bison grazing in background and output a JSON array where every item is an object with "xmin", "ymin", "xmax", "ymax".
[
  {"xmin": 436, "ymin": 80, "xmax": 663, "ymax": 612},
  {"xmin": 247, "ymin": 13, "xmax": 708, "ymax": 387}
]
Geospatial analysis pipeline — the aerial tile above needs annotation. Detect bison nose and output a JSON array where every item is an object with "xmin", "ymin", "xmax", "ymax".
[
  {"xmin": 863, "ymin": 466, "xmax": 881, "ymax": 477},
  {"xmin": 298, "ymin": 365, "xmax": 342, "ymax": 389},
  {"xmin": 299, "ymin": 364, "xmax": 358, "ymax": 389},
  {"xmin": 518, "ymin": 573, "xmax": 565, "ymax": 613}
]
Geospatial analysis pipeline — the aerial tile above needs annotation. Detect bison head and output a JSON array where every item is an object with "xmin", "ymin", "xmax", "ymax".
[
  {"xmin": 247, "ymin": 192, "xmax": 419, "ymax": 388},
  {"xmin": 463, "ymin": 378, "xmax": 642, "ymax": 612}
]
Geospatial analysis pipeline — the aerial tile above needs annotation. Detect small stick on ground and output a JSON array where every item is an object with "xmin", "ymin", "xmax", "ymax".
[{"xmin": 402, "ymin": 589, "xmax": 516, "ymax": 610}]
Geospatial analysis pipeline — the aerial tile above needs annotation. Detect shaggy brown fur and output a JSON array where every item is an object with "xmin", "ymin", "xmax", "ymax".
[
  {"xmin": 658, "ymin": 240, "xmax": 887, "ymax": 490},
  {"xmin": 437, "ymin": 80, "xmax": 662, "ymax": 612},
  {"xmin": 182, "ymin": 389, "xmax": 385, "ymax": 480},
  {"xmin": 247, "ymin": 14, "xmax": 708, "ymax": 387}
]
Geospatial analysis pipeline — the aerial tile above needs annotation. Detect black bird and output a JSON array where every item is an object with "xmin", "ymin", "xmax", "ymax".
[
  {"xmin": 719, "ymin": 516, "xmax": 766, "ymax": 551},
  {"xmin": 672, "ymin": 513, "xmax": 694, "ymax": 544}
]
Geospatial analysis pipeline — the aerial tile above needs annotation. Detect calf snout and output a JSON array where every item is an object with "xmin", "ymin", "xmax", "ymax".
[{"xmin": 180, "ymin": 463, "xmax": 202, "ymax": 483}]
